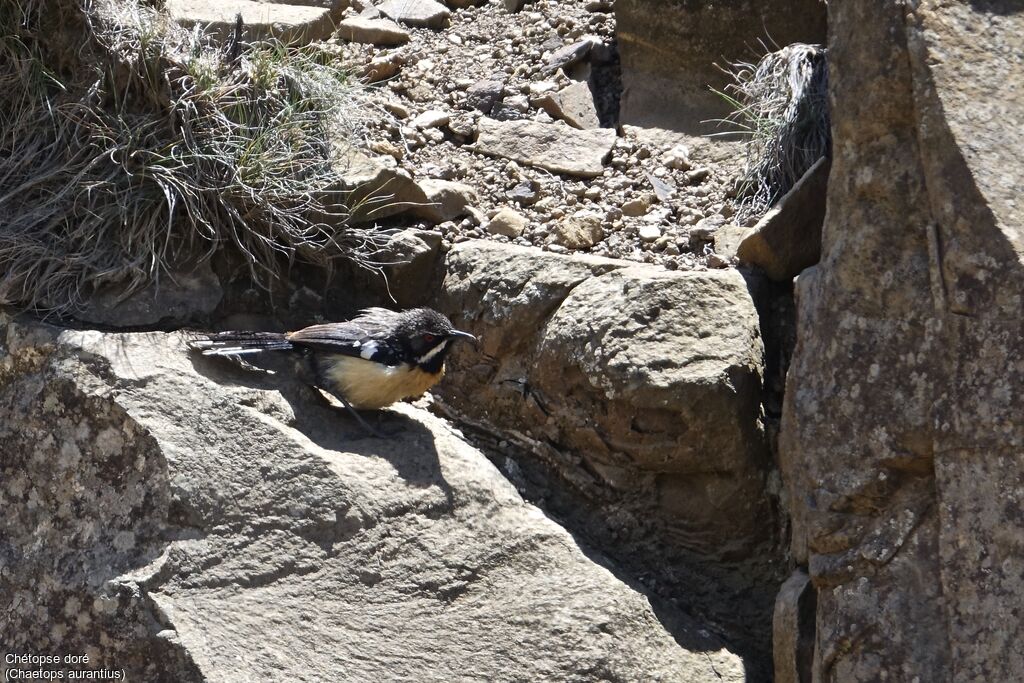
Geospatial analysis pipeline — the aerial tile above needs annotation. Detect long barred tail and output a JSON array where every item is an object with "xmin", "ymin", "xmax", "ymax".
[{"xmin": 189, "ymin": 330, "xmax": 294, "ymax": 356}]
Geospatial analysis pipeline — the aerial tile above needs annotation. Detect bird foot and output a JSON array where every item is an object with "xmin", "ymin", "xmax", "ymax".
[
  {"xmin": 312, "ymin": 386, "xmax": 401, "ymax": 438},
  {"xmin": 345, "ymin": 406, "xmax": 403, "ymax": 439}
]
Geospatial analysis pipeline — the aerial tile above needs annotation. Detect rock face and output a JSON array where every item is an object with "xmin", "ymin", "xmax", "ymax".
[
  {"xmin": 0, "ymin": 313, "xmax": 744, "ymax": 682},
  {"xmin": 779, "ymin": 2, "xmax": 1024, "ymax": 682},
  {"xmin": 737, "ymin": 156, "xmax": 829, "ymax": 281},
  {"xmin": 437, "ymin": 241, "xmax": 783, "ymax": 668},
  {"xmin": 615, "ymin": 0, "xmax": 826, "ymax": 133},
  {"xmin": 475, "ymin": 118, "xmax": 616, "ymax": 178},
  {"xmin": 78, "ymin": 261, "xmax": 223, "ymax": 327}
]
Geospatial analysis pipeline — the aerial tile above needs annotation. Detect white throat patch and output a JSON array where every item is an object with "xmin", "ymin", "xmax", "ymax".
[{"xmin": 416, "ymin": 339, "xmax": 449, "ymax": 365}]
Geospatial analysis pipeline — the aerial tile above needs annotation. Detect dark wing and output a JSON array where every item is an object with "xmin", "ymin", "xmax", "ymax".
[{"xmin": 285, "ymin": 315, "xmax": 406, "ymax": 366}]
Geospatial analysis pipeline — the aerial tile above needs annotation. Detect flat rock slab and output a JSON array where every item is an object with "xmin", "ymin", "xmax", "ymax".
[
  {"xmin": 166, "ymin": 0, "xmax": 336, "ymax": 43},
  {"xmin": 737, "ymin": 156, "xmax": 829, "ymax": 280},
  {"xmin": 337, "ymin": 16, "xmax": 410, "ymax": 45},
  {"xmin": 475, "ymin": 118, "xmax": 616, "ymax": 178},
  {"xmin": 0, "ymin": 314, "xmax": 744, "ymax": 682},
  {"xmin": 772, "ymin": 570, "xmax": 815, "ymax": 683},
  {"xmin": 378, "ymin": 0, "xmax": 451, "ymax": 29}
]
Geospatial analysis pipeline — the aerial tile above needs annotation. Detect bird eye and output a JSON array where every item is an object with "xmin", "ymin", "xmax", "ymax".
[{"xmin": 422, "ymin": 333, "xmax": 436, "ymax": 343}]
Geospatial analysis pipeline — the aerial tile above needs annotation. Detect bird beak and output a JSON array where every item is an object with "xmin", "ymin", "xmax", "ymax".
[{"xmin": 448, "ymin": 329, "xmax": 478, "ymax": 346}]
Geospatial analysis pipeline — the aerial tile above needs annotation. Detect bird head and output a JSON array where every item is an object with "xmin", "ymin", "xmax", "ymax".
[{"xmin": 396, "ymin": 308, "xmax": 476, "ymax": 373}]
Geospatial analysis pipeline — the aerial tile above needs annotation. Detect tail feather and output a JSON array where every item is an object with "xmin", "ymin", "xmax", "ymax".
[{"xmin": 190, "ymin": 331, "xmax": 293, "ymax": 356}]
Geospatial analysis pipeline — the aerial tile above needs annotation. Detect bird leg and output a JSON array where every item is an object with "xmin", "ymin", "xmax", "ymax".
[{"xmin": 315, "ymin": 384, "xmax": 391, "ymax": 438}]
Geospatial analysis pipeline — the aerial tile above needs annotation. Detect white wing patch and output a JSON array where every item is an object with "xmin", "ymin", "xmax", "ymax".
[
  {"xmin": 359, "ymin": 340, "xmax": 379, "ymax": 360},
  {"xmin": 199, "ymin": 346, "xmax": 267, "ymax": 356}
]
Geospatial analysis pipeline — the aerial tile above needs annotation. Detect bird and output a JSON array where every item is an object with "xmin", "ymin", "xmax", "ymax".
[{"xmin": 190, "ymin": 307, "xmax": 476, "ymax": 436}]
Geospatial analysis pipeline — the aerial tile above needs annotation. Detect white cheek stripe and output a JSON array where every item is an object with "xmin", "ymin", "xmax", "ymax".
[{"xmin": 416, "ymin": 340, "xmax": 449, "ymax": 365}]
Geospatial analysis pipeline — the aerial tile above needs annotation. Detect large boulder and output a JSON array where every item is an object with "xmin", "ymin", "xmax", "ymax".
[
  {"xmin": 779, "ymin": 1, "xmax": 1024, "ymax": 681},
  {"xmin": 437, "ymin": 241, "xmax": 783, "ymax": 668},
  {"xmin": 615, "ymin": 0, "xmax": 826, "ymax": 133},
  {"xmin": 0, "ymin": 313, "xmax": 745, "ymax": 681}
]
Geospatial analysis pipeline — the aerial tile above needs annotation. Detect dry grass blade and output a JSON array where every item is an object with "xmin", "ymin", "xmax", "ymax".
[
  {"xmin": 711, "ymin": 43, "xmax": 830, "ymax": 223},
  {"xmin": 0, "ymin": 0, "xmax": 385, "ymax": 314}
]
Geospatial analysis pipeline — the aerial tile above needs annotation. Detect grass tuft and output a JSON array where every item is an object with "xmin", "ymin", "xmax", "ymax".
[
  {"xmin": 0, "ymin": 0, "xmax": 384, "ymax": 314},
  {"xmin": 712, "ymin": 42, "xmax": 830, "ymax": 222}
]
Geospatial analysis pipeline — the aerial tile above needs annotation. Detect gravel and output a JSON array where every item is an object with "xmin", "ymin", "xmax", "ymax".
[{"xmin": 327, "ymin": 0, "xmax": 745, "ymax": 269}]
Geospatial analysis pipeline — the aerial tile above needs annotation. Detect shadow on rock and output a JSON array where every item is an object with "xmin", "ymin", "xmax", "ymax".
[{"xmin": 186, "ymin": 347, "xmax": 454, "ymax": 506}]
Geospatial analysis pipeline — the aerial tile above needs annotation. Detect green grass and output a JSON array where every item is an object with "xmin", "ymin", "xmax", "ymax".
[
  {"xmin": 712, "ymin": 42, "xmax": 830, "ymax": 222},
  {"xmin": 0, "ymin": 0, "xmax": 383, "ymax": 314}
]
